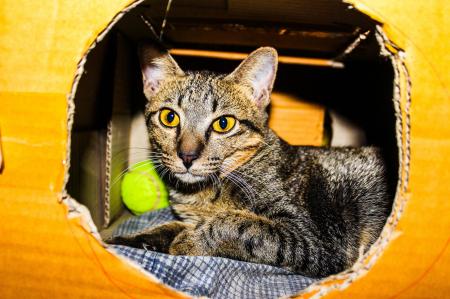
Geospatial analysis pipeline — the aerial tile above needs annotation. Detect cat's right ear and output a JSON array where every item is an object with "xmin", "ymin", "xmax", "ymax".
[
  {"xmin": 139, "ymin": 44, "xmax": 184, "ymax": 99},
  {"xmin": 225, "ymin": 47, "xmax": 278, "ymax": 110}
]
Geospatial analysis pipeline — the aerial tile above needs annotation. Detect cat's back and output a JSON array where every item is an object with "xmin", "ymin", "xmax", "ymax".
[
  {"xmin": 294, "ymin": 146, "xmax": 390, "ymax": 206},
  {"xmin": 291, "ymin": 145, "xmax": 391, "ymax": 245},
  {"xmin": 299, "ymin": 146, "xmax": 387, "ymax": 184}
]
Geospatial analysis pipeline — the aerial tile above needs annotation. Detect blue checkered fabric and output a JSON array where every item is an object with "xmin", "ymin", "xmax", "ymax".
[{"xmin": 111, "ymin": 208, "xmax": 316, "ymax": 299}]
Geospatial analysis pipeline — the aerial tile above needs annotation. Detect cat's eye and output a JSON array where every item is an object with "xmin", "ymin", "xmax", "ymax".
[
  {"xmin": 212, "ymin": 116, "xmax": 236, "ymax": 133},
  {"xmin": 159, "ymin": 108, "xmax": 180, "ymax": 127}
]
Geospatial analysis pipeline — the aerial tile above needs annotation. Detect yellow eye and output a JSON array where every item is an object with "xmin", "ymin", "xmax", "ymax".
[
  {"xmin": 212, "ymin": 116, "xmax": 236, "ymax": 133},
  {"xmin": 159, "ymin": 109, "xmax": 180, "ymax": 127}
]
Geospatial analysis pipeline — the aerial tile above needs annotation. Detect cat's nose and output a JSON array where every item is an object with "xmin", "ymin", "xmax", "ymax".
[
  {"xmin": 177, "ymin": 133, "xmax": 204, "ymax": 169},
  {"xmin": 177, "ymin": 151, "xmax": 199, "ymax": 169}
]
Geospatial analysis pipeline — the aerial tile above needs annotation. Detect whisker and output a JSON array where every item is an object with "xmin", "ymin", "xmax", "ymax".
[
  {"xmin": 111, "ymin": 146, "xmax": 152, "ymax": 156},
  {"xmin": 219, "ymin": 165, "xmax": 259, "ymax": 206},
  {"xmin": 225, "ymin": 174, "xmax": 255, "ymax": 206},
  {"xmin": 230, "ymin": 172, "xmax": 258, "ymax": 202},
  {"xmin": 111, "ymin": 147, "xmax": 162, "ymax": 160},
  {"xmin": 111, "ymin": 159, "xmax": 163, "ymax": 187},
  {"xmin": 111, "ymin": 154, "xmax": 163, "ymax": 168},
  {"xmin": 221, "ymin": 158, "xmax": 272, "ymax": 185},
  {"xmin": 220, "ymin": 159, "xmax": 264, "ymax": 196}
]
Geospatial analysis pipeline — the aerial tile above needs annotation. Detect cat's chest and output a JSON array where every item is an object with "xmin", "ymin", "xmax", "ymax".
[
  {"xmin": 169, "ymin": 188, "xmax": 215, "ymax": 205},
  {"xmin": 168, "ymin": 185, "xmax": 239, "ymax": 223}
]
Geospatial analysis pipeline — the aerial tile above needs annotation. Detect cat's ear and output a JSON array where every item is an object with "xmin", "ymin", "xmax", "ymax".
[
  {"xmin": 139, "ymin": 44, "xmax": 184, "ymax": 98},
  {"xmin": 225, "ymin": 47, "xmax": 278, "ymax": 109}
]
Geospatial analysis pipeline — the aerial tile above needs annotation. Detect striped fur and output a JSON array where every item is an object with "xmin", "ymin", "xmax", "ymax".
[{"xmin": 108, "ymin": 46, "xmax": 392, "ymax": 278}]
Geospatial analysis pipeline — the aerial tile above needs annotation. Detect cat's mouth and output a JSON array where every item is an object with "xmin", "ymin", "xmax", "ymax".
[{"xmin": 173, "ymin": 172, "xmax": 207, "ymax": 184}]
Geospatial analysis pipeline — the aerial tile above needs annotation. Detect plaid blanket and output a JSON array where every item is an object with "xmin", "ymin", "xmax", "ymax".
[{"xmin": 111, "ymin": 208, "xmax": 316, "ymax": 299}]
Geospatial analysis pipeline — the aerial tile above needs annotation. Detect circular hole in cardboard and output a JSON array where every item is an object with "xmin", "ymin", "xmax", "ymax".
[{"xmin": 64, "ymin": 1, "xmax": 410, "ymax": 298}]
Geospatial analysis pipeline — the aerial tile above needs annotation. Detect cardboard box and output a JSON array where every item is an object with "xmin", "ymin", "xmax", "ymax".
[{"xmin": 0, "ymin": 0, "xmax": 448, "ymax": 298}]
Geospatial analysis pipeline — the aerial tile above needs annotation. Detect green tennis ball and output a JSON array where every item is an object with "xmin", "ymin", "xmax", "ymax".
[{"xmin": 121, "ymin": 161, "xmax": 169, "ymax": 215}]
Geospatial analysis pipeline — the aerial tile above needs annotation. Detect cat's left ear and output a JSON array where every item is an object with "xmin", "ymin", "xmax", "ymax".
[
  {"xmin": 139, "ymin": 44, "xmax": 185, "ymax": 99},
  {"xmin": 225, "ymin": 47, "xmax": 278, "ymax": 109}
]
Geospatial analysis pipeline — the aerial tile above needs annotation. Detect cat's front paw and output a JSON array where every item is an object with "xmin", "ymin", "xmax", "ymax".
[
  {"xmin": 169, "ymin": 230, "xmax": 207, "ymax": 256},
  {"xmin": 106, "ymin": 221, "xmax": 187, "ymax": 253}
]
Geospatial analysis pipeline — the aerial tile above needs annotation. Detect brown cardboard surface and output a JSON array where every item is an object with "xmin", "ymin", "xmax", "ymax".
[
  {"xmin": 0, "ymin": 0, "xmax": 185, "ymax": 297},
  {"xmin": 0, "ymin": 188, "xmax": 186, "ymax": 299},
  {"xmin": 137, "ymin": 0, "xmax": 375, "ymax": 58},
  {"xmin": 270, "ymin": 92, "xmax": 325, "ymax": 146},
  {"xmin": 0, "ymin": 0, "xmax": 449, "ymax": 299},
  {"xmin": 318, "ymin": 0, "xmax": 450, "ymax": 298},
  {"xmin": 0, "ymin": 130, "xmax": 3, "ymax": 170},
  {"xmin": 104, "ymin": 33, "xmax": 136, "ymax": 227},
  {"xmin": 69, "ymin": 130, "xmax": 108, "ymax": 227}
]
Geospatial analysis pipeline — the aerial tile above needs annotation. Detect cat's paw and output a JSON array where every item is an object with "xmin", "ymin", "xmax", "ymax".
[
  {"xmin": 169, "ymin": 229, "xmax": 207, "ymax": 256},
  {"xmin": 106, "ymin": 221, "xmax": 187, "ymax": 253}
]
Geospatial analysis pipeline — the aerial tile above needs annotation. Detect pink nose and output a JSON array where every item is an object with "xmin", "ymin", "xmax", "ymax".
[{"xmin": 177, "ymin": 151, "xmax": 199, "ymax": 169}]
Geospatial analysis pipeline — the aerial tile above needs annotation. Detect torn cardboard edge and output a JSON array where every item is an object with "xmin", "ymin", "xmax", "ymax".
[
  {"xmin": 61, "ymin": 0, "xmax": 192, "ymax": 297},
  {"xmin": 62, "ymin": 194, "xmax": 189, "ymax": 298},
  {"xmin": 64, "ymin": 0, "xmax": 146, "ymax": 226},
  {"xmin": 64, "ymin": 0, "xmax": 146, "ymax": 197},
  {"xmin": 0, "ymin": 128, "xmax": 3, "ymax": 173},
  {"xmin": 294, "ymin": 26, "xmax": 411, "ymax": 299},
  {"xmin": 103, "ymin": 120, "xmax": 113, "ymax": 226},
  {"xmin": 61, "ymin": 0, "xmax": 411, "ymax": 298}
]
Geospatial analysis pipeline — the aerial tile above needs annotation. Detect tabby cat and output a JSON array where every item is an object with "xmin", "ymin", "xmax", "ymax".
[{"xmin": 108, "ymin": 45, "xmax": 393, "ymax": 278}]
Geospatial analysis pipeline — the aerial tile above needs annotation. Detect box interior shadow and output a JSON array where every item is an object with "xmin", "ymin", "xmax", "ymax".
[{"xmin": 67, "ymin": 0, "xmax": 398, "ymax": 236}]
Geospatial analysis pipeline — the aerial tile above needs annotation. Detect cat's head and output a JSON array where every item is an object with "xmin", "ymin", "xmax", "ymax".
[{"xmin": 139, "ymin": 45, "xmax": 278, "ymax": 185}]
